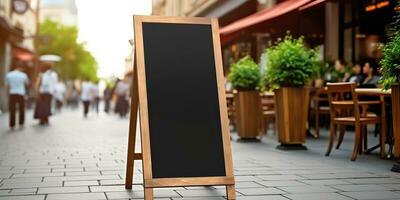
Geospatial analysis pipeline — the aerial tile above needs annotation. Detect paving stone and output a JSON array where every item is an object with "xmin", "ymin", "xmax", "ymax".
[
  {"xmin": 236, "ymin": 187, "xmax": 286, "ymax": 195},
  {"xmin": 342, "ymin": 178, "xmax": 400, "ymax": 184},
  {"xmin": 90, "ymin": 185, "xmax": 142, "ymax": 192},
  {"xmin": 172, "ymin": 198, "xmax": 225, "ymax": 200},
  {"xmin": 37, "ymin": 186, "xmax": 89, "ymax": 194},
  {"xmin": 106, "ymin": 190, "xmax": 181, "ymax": 199},
  {"xmin": 9, "ymin": 188, "xmax": 37, "ymax": 195},
  {"xmin": 175, "ymin": 189, "xmax": 227, "ymax": 197},
  {"xmin": 278, "ymin": 185, "xmax": 338, "ymax": 193},
  {"xmin": 236, "ymin": 196, "xmax": 289, "ymax": 200},
  {"xmin": 298, "ymin": 179, "xmax": 352, "ymax": 185},
  {"xmin": 12, "ymin": 173, "xmax": 64, "ymax": 178},
  {"xmin": 0, "ymin": 196, "xmax": 45, "ymax": 200},
  {"xmin": 381, "ymin": 184, "xmax": 400, "ymax": 190},
  {"xmin": 331, "ymin": 184, "xmax": 391, "ymax": 192},
  {"xmin": 256, "ymin": 175, "xmax": 305, "ymax": 181},
  {"xmin": 43, "ymin": 175, "xmax": 120, "ymax": 182},
  {"xmin": 340, "ymin": 191, "xmax": 400, "ymax": 199},
  {"xmin": 46, "ymin": 192, "xmax": 106, "ymax": 200},
  {"xmin": 64, "ymin": 180, "xmax": 99, "ymax": 186},
  {"xmin": 257, "ymin": 180, "xmax": 307, "ymax": 187},
  {"xmin": 0, "ymin": 190, "xmax": 10, "ymax": 195},
  {"xmin": 0, "ymin": 182, "xmax": 62, "ymax": 189},
  {"xmin": 234, "ymin": 181, "xmax": 264, "ymax": 188},
  {"xmin": 284, "ymin": 193, "xmax": 353, "ymax": 200}
]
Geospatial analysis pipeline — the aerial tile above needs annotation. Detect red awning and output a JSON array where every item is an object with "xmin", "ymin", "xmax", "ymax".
[
  {"xmin": 299, "ymin": 0, "xmax": 326, "ymax": 11},
  {"xmin": 12, "ymin": 46, "xmax": 35, "ymax": 61},
  {"xmin": 219, "ymin": 0, "xmax": 314, "ymax": 35}
]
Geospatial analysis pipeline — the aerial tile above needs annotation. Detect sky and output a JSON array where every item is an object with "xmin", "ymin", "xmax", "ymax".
[{"xmin": 75, "ymin": 0, "xmax": 152, "ymax": 78}]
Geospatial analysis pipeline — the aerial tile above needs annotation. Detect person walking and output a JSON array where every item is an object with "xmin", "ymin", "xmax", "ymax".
[
  {"xmin": 54, "ymin": 80, "xmax": 66, "ymax": 112},
  {"xmin": 5, "ymin": 60, "xmax": 29, "ymax": 130},
  {"xmin": 81, "ymin": 79, "xmax": 92, "ymax": 118},
  {"xmin": 103, "ymin": 86, "xmax": 112, "ymax": 113},
  {"xmin": 34, "ymin": 62, "xmax": 58, "ymax": 125},
  {"xmin": 114, "ymin": 77, "xmax": 130, "ymax": 118},
  {"xmin": 91, "ymin": 81, "xmax": 100, "ymax": 115}
]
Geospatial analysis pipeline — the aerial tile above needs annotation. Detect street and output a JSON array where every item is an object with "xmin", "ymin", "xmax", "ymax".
[{"xmin": 0, "ymin": 109, "xmax": 400, "ymax": 200}]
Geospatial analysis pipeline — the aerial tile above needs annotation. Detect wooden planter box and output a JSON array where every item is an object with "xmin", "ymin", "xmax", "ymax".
[
  {"xmin": 234, "ymin": 90, "xmax": 262, "ymax": 139},
  {"xmin": 274, "ymin": 87, "xmax": 310, "ymax": 149},
  {"xmin": 392, "ymin": 84, "xmax": 400, "ymax": 158}
]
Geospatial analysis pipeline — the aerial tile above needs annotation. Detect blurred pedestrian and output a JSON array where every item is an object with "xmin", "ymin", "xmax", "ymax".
[
  {"xmin": 114, "ymin": 77, "xmax": 130, "ymax": 118},
  {"xmin": 81, "ymin": 79, "xmax": 92, "ymax": 118},
  {"xmin": 91, "ymin": 81, "xmax": 100, "ymax": 115},
  {"xmin": 5, "ymin": 59, "xmax": 29, "ymax": 130},
  {"xmin": 103, "ymin": 86, "xmax": 112, "ymax": 113},
  {"xmin": 54, "ymin": 80, "xmax": 66, "ymax": 112},
  {"xmin": 34, "ymin": 62, "xmax": 58, "ymax": 125}
]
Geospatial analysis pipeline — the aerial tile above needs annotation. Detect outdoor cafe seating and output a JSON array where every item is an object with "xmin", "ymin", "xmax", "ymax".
[{"xmin": 226, "ymin": 82, "xmax": 394, "ymax": 161}]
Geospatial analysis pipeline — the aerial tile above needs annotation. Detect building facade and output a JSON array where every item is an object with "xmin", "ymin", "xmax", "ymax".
[
  {"xmin": 39, "ymin": 0, "xmax": 77, "ymax": 25},
  {"xmin": 0, "ymin": 0, "xmax": 37, "ymax": 112},
  {"xmin": 152, "ymin": 0, "xmax": 399, "ymax": 74}
]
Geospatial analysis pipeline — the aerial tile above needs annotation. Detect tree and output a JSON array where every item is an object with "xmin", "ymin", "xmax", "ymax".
[{"xmin": 36, "ymin": 19, "xmax": 98, "ymax": 81}]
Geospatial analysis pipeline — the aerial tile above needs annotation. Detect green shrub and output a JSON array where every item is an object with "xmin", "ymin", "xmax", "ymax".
[
  {"xmin": 265, "ymin": 35, "xmax": 318, "ymax": 89},
  {"xmin": 228, "ymin": 56, "xmax": 261, "ymax": 90},
  {"xmin": 381, "ymin": 33, "xmax": 400, "ymax": 90}
]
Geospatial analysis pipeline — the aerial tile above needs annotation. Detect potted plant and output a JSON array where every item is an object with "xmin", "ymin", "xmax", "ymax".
[
  {"xmin": 381, "ymin": 18, "xmax": 400, "ymax": 163},
  {"xmin": 265, "ymin": 35, "xmax": 318, "ymax": 149},
  {"xmin": 228, "ymin": 56, "xmax": 262, "ymax": 139}
]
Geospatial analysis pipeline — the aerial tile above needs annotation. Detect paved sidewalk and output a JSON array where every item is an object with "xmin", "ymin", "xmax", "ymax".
[{"xmin": 0, "ymin": 110, "xmax": 400, "ymax": 200}]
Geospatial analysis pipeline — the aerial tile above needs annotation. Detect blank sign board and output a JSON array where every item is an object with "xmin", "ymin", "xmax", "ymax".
[
  {"xmin": 142, "ymin": 22, "xmax": 226, "ymax": 178},
  {"xmin": 126, "ymin": 16, "xmax": 235, "ymax": 199}
]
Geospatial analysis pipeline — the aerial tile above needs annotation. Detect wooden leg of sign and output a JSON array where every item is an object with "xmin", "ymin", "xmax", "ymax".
[
  {"xmin": 125, "ymin": 65, "xmax": 140, "ymax": 189},
  {"xmin": 226, "ymin": 185, "xmax": 236, "ymax": 199},
  {"xmin": 144, "ymin": 188, "xmax": 154, "ymax": 200}
]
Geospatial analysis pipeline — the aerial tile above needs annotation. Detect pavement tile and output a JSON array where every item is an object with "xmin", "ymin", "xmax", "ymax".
[
  {"xmin": 12, "ymin": 173, "xmax": 64, "ymax": 178},
  {"xmin": 340, "ymin": 191, "xmax": 400, "ymax": 200},
  {"xmin": 331, "ymin": 184, "xmax": 392, "ymax": 192},
  {"xmin": 64, "ymin": 180, "xmax": 99, "ymax": 186},
  {"xmin": 106, "ymin": 190, "xmax": 181, "ymax": 199},
  {"xmin": 278, "ymin": 185, "xmax": 338, "ymax": 193},
  {"xmin": 256, "ymin": 175, "xmax": 305, "ymax": 181},
  {"xmin": 37, "ymin": 186, "xmax": 89, "ymax": 194},
  {"xmin": 236, "ymin": 196, "xmax": 289, "ymax": 200},
  {"xmin": 90, "ymin": 185, "xmax": 142, "ymax": 192},
  {"xmin": 381, "ymin": 184, "xmax": 400, "ymax": 190},
  {"xmin": 0, "ymin": 196, "xmax": 45, "ymax": 200},
  {"xmin": 342, "ymin": 178, "xmax": 400, "ymax": 184},
  {"xmin": 236, "ymin": 187, "xmax": 286, "ymax": 195},
  {"xmin": 298, "ymin": 179, "xmax": 352, "ymax": 185},
  {"xmin": 257, "ymin": 180, "xmax": 307, "ymax": 187},
  {"xmin": 284, "ymin": 193, "xmax": 353, "ymax": 200},
  {"xmin": 46, "ymin": 192, "xmax": 106, "ymax": 200},
  {"xmin": 9, "ymin": 188, "xmax": 37, "ymax": 195},
  {"xmin": 0, "ymin": 181, "xmax": 62, "ymax": 189}
]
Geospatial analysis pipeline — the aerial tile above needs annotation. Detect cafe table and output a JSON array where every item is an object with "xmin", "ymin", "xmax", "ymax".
[{"xmin": 355, "ymin": 88, "xmax": 396, "ymax": 158}]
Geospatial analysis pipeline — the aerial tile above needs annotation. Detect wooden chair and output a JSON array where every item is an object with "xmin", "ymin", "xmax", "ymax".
[
  {"xmin": 226, "ymin": 91, "xmax": 235, "ymax": 125},
  {"xmin": 260, "ymin": 92, "xmax": 276, "ymax": 136},
  {"xmin": 325, "ymin": 82, "xmax": 385, "ymax": 161},
  {"xmin": 310, "ymin": 88, "xmax": 330, "ymax": 138}
]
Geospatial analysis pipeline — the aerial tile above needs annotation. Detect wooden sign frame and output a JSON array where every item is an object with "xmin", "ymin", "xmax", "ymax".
[{"xmin": 125, "ymin": 15, "xmax": 235, "ymax": 200}]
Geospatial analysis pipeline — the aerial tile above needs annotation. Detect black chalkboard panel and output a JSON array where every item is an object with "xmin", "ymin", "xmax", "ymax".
[{"xmin": 142, "ymin": 22, "xmax": 226, "ymax": 179}]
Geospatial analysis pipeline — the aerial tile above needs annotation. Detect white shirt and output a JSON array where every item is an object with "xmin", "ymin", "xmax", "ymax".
[
  {"xmin": 91, "ymin": 84, "xmax": 99, "ymax": 98},
  {"xmin": 39, "ymin": 70, "xmax": 58, "ymax": 94},
  {"xmin": 6, "ymin": 70, "xmax": 29, "ymax": 95},
  {"xmin": 81, "ymin": 81, "xmax": 93, "ymax": 101},
  {"xmin": 54, "ymin": 82, "xmax": 66, "ymax": 101},
  {"xmin": 115, "ymin": 81, "xmax": 130, "ymax": 96}
]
